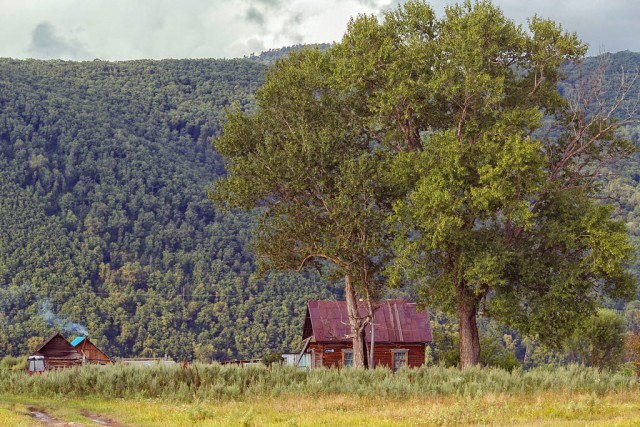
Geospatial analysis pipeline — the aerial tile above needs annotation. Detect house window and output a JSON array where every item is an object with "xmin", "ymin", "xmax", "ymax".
[
  {"xmin": 391, "ymin": 350, "xmax": 408, "ymax": 372},
  {"xmin": 342, "ymin": 350, "xmax": 353, "ymax": 368}
]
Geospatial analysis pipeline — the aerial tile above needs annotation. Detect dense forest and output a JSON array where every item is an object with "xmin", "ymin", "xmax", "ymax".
[
  {"xmin": 0, "ymin": 55, "xmax": 341, "ymax": 361},
  {"xmin": 0, "ymin": 49, "xmax": 638, "ymax": 364}
]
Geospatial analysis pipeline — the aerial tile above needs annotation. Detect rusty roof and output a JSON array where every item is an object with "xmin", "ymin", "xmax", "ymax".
[
  {"xmin": 303, "ymin": 300, "xmax": 432, "ymax": 343},
  {"xmin": 31, "ymin": 331, "xmax": 67, "ymax": 354},
  {"xmin": 31, "ymin": 331, "xmax": 83, "ymax": 362},
  {"xmin": 71, "ymin": 336, "xmax": 114, "ymax": 363}
]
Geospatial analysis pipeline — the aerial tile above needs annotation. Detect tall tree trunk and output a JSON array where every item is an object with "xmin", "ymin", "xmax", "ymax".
[
  {"xmin": 457, "ymin": 286, "xmax": 480, "ymax": 368},
  {"xmin": 345, "ymin": 273, "xmax": 367, "ymax": 369}
]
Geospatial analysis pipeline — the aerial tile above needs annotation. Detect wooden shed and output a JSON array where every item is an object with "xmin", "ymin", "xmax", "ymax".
[
  {"xmin": 28, "ymin": 332, "xmax": 83, "ymax": 372},
  {"xmin": 301, "ymin": 300, "xmax": 432, "ymax": 371},
  {"xmin": 70, "ymin": 336, "xmax": 113, "ymax": 365}
]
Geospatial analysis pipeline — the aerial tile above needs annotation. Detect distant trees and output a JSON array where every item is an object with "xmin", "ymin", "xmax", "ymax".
[
  {"xmin": 0, "ymin": 57, "xmax": 338, "ymax": 361},
  {"xmin": 215, "ymin": 0, "xmax": 636, "ymax": 368},
  {"xmin": 565, "ymin": 309, "xmax": 627, "ymax": 370}
]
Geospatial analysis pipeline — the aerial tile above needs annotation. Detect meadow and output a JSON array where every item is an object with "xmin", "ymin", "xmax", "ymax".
[{"xmin": 0, "ymin": 363, "xmax": 639, "ymax": 425}]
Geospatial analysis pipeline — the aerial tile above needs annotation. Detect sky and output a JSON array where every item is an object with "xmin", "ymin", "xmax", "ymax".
[{"xmin": 0, "ymin": 0, "xmax": 638, "ymax": 61}]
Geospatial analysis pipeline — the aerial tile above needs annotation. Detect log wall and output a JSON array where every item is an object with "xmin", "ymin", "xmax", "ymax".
[{"xmin": 308, "ymin": 342, "xmax": 425, "ymax": 369}]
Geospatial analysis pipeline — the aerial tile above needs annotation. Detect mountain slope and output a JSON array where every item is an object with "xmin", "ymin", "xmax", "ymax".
[
  {"xmin": 0, "ymin": 57, "xmax": 340, "ymax": 360},
  {"xmin": 0, "ymin": 50, "xmax": 638, "ymax": 360}
]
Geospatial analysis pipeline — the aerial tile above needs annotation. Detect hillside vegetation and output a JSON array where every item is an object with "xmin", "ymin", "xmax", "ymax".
[
  {"xmin": 0, "ymin": 56, "xmax": 340, "ymax": 360},
  {"xmin": 0, "ymin": 50, "xmax": 638, "ymax": 361}
]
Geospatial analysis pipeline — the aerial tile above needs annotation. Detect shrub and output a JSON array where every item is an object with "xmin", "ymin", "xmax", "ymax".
[{"xmin": 0, "ymin": 363, "xmax": 636, "ymax": 402}]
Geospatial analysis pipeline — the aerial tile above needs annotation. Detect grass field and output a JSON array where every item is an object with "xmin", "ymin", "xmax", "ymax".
[
  {"xmin": 1, "ymin": 364, "xmax": 638, "ymax": 426},
  {"xmin": 2, "ymin": 391, "xmax": 640, "ymax": 426}
]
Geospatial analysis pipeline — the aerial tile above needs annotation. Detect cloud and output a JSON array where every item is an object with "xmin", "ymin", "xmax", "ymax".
[
  {"xmin": 355, "ymin": 0, "xmax": 386, "ymax": 7},
  {"xmin": 29, "ymin": 21, "xmax": 90, "ymax": 59},
  {"xmin": 252, "ymin": 0, "xmax": 281, "ymax": 8},
  {"xmin": 0, "ymin": 0, "xmax": 635, "ymax": 60},
  {"xmin": 246, "ymin": 6, "xmax": 266, "ymax": 26},
  {"xmin": 276, "ymin": 12, "xmax": 305, "ymax": 44}
]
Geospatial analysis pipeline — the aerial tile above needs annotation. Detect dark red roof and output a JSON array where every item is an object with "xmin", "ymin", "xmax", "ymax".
[{"xmin": 303, "ymin": 300, "xmax": 432, "ymax": 343}]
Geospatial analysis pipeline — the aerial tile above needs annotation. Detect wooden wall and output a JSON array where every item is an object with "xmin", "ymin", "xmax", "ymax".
[
  {"xmin": 36, "ymin": 335, "xmax": 83, "ymax": 369},
  {"xmin": 76, "ymin": 340, "xmax": 112, "ymax": 364},
  {"xmin": 308, "ymin": 342, "xmax": 425, "ymax": 369}
]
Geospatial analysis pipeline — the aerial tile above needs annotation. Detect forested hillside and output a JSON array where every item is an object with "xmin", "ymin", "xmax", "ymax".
[
  {"xmin": 562, "ymin": 51, "xmax": 640, "ymax": 271},
  {"xmin": 573, "ymin": 52, "xmax": 640, "ymax": 268},
  {"xmin": 0, "ymin": 50, "xmax": 638, "ymax": 362},
  {"xmin": 0, "ymin": 56, "xmax": 340, "ymax": 361}
]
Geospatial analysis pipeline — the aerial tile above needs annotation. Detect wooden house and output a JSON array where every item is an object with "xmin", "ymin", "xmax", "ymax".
[
  {"xmin": 70, "ymin": 336, "xmax": 113, "ymax": 365},
  {"xmin": 28, "ymin": 332, "xmax": 83, "ymax": 372},
  {"xmin": 300, "ymin": 300, "xmax": 432, "ymax": 371}
]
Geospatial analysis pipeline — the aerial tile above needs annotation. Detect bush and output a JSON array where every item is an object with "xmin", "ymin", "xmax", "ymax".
[
  {"xmin": 0, "ymin": 355, "xmax": 26, "ymax": 371},
  {"xmin": 0, "ymin": 363, "xmax": 636, "ymax": 402},
  {"xmin": 565, "ymin": 309, "xmax": 627, "ymax": 370}
]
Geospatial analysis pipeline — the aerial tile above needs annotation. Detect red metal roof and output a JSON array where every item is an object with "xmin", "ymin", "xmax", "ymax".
[{"xmin": 303, "ymin": 300, "xmax": 432, "ymax": 343}]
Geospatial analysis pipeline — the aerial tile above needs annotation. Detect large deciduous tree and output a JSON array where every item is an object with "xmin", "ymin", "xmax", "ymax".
[
  {"xmin": 213, "ymin": 49, "xmax": 395, "ymax": 368},
  {"xmin": 214, "ymin": 0, "xmax": 636, "ymax": 368},
  {"xmin": 377, "ymin": 1, "xmax": 636, "ymax": 367}
]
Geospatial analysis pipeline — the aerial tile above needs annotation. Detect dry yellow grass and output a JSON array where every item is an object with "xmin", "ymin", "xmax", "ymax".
[{"xmin": 2, "ymin": 391, "xmax": 640, "ymax": 426}]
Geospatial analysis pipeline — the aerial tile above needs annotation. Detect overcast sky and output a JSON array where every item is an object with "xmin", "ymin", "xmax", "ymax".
[{"xmin": 0, "ymin": 0, "xmax": 637, "ymax": 61}]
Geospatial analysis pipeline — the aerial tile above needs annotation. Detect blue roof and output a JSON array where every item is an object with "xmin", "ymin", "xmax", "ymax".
[{"xmin": 70, "ymin": 336, "xmax": 85, "ymax": 347}]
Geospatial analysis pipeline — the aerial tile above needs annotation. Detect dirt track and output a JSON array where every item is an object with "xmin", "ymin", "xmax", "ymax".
[{"xmin": 28, "ymin": 407, "xmax": 129, "ymax": 426}]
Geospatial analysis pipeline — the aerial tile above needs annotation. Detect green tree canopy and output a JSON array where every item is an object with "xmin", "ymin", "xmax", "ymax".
[
  {"xmin": 215, "ymin": 0, "xmax": 636, "ymax": 368},
  {"xmin": 214, "ymin": 48, "xmax": 396, "ymax": 368}
]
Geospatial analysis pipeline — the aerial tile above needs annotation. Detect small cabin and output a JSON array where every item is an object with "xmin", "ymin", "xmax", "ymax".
[
  {"xmin": 70, "ymin": 336, "xmax": 113, "ymax": 365},
  {"xmin": 28, "ymin": 332, "xmax": 83, "ymax": 373},
  {"xmin": 299, "ymin": 300, "xmax": 432, "ymax": 371}
]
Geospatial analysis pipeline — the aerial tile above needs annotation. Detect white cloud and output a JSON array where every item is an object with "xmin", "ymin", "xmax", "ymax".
[{"xmin": 0, "ymin": 0, "xmax": 637, "ymax": 60}]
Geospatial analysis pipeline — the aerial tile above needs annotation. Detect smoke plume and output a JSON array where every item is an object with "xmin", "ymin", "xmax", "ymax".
[{"xmin": 39, "ymin": 300, "xmax": 89, "ymax": 336}]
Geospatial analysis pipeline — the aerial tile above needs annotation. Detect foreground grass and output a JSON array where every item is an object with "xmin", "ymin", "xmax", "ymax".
[
  {"xmin": 1, "ymin": 363, "xmax": 637, "ymax": 401},
  {"xmin": 1, "ymin": 364, "xmax": 638, "ymax": 425},
  {"xmin": 2, "ymin": 391, "xmax": 640, "ymax": 426}
]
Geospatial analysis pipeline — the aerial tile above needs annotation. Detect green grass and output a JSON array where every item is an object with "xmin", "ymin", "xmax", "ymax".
[
  {"xmin": 1, "ymin": 364, "xmax": 638, "ymax": 425},
  {"xmin": 1, "ymin": 363, "xmax": 636, "ymax": 402},
  {"xmin": 2, "ymin": 391, "xmax": 640, "ymax": 426}
]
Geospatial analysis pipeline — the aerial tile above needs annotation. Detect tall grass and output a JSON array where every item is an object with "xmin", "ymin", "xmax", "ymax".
[{"xmin": 0, "ymin": 363, "xmax": 636, "ymax": 402}]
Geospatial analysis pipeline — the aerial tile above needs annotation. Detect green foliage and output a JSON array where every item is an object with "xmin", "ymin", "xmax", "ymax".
[
  {"xmin": 565, "ymin": 309, "xmax": 627, "ymax": 370},
  {"xmin": 260, "ymin": 351, "xmax": 283, "ymax": 367},
  {"xmin": 0, "ymin": 28, "xmax": 637, "ymax": 369},
  {"xmin": 214, "ymin": 47, "xmax": 393, "ymax": 294},
  {"xmin": 480, "ymin": 335, "xmax": 520, "ymax": 371},
  {"xmin": 0, "ymin": 57, "xmax": 341, "ymax": 360},
  {"xmin": 335, "ymin": 0, "xmax": 636, "ymax": 365},
  {"xmin": 0, "ymin": 356, "xmax": 26, "ymax": 371},
  {"xmin": 0, "ymin": 364, "xmax": 635, "ymax": 402}
]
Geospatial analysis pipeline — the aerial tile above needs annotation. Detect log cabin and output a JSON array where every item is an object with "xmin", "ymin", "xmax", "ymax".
[
  {"xmin": 300, "ymin": 300, "xmax": 432, "ymax": 371},
  {"xmin": 27, "ymin": 331, "xmax": 83, "ymax": 373},
  {"xmin": 70, "ymin": 336, "xmax": 113, "ymax": 365}
]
